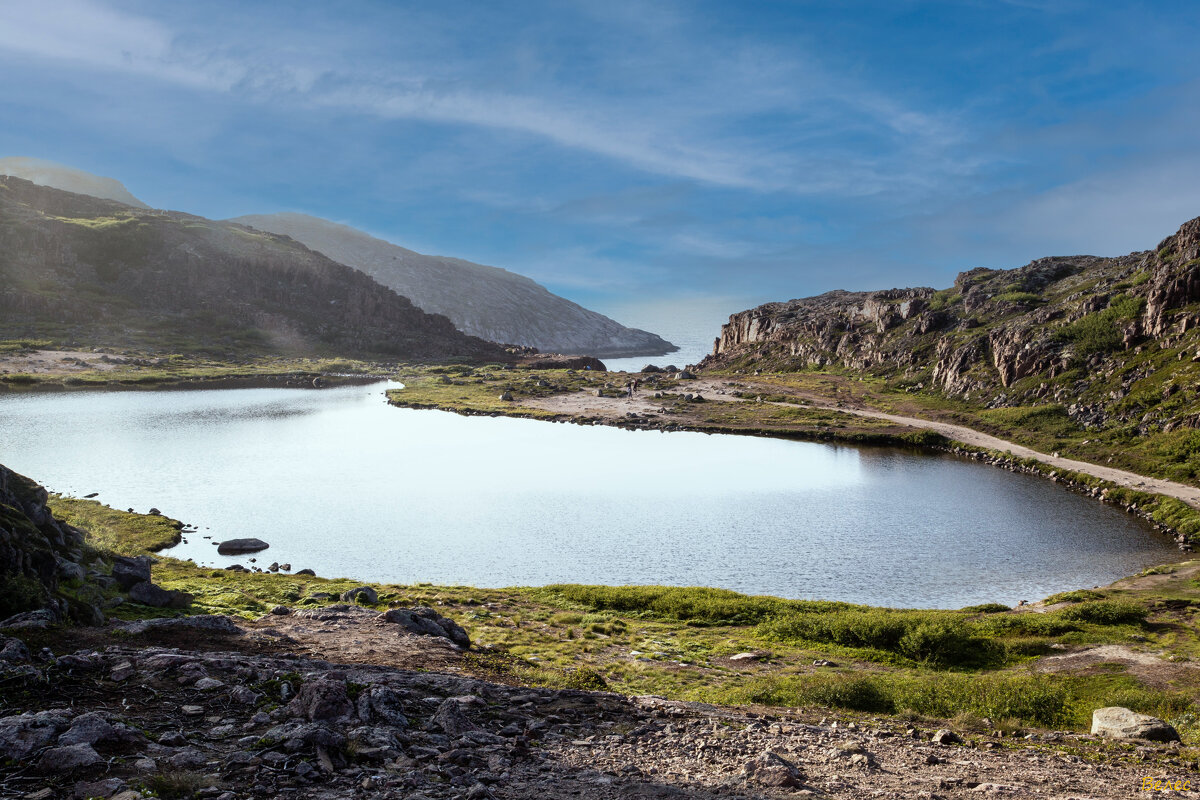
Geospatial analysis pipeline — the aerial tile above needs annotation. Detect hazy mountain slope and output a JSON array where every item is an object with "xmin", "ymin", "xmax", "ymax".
[
  {"xmin": 0, "ymin": 157, "xmax": 148, "ymax": 208},
  {"xmin": 230, "ymin": 213, "xmax": 676, "ymax": 358},
  {"xmin": 703, "ymin": 214, "xmax": 1200, "ymax": 477},
  {"xmin": 0, "ymin": 177, "xmax": 504, "ymax": 361}
]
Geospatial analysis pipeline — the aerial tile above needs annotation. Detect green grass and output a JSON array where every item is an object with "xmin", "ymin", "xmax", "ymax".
[{"xmin": 51, "ymin": 497, "xmax": 182, "ymax": 555}]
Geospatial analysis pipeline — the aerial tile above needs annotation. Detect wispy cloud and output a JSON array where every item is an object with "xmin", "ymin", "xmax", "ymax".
[{"xmin": 0, "ymin": 0, "xmax": 969, "ymax": 195}]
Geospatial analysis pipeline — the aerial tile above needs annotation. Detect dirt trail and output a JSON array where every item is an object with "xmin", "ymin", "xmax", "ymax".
[{"xmin": 525, "ymin": 377, "xmax": 1200, "ymax": 509}]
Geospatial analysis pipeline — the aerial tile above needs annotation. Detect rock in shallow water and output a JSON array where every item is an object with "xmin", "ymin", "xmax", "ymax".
[{"xmin": 216, "ymin": 537, "xmax": 269, "ymax": 555}]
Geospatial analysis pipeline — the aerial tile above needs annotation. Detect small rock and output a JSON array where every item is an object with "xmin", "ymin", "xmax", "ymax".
[
  {"xmin": 181, "ymin": 705, "xmax": 205, "ymax": 717},
  {"xmin": 127, "ymin": 581, "xmax": 193, "ymax": 609},
  {"xmin": 932, "ymin": 729, "xmax": 963, "ymax": 745},
  {"xmin": 194, "ymin": 677, "xmax": 225, "ymax": 691},
  {"xmin": 286, "ymin": 677, "xmax": 354, "ymax": 722}
]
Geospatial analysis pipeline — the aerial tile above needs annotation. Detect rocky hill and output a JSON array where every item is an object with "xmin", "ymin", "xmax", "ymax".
[
  {"xmin": 0, "ymin": 157, "xmax": 148, "ymax": 208},
  {"xmin": 704, "ymin": 215, "xmax": 1200, "ymax": 445},
  {"xmin": 231, "ymin": 213, "xmax": 676, "ymax": 358},
  {"xmin": 0, "ymin": 177, "xmax": 505, "ymax": 360}
]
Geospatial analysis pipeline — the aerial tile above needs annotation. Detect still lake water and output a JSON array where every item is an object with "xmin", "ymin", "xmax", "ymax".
[{"xmin": 0, "ymin": 382, "xmax": 1180, "ymax": 608}]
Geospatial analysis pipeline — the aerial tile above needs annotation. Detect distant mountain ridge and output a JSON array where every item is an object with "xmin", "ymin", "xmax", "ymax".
[
  {"xmin": 0, "ymin": 176, "xmax": 503, "ymax": 360},
  {"xmin": 230, "ymin": 213, "xmax": 676, "ymax": 359},
  {"xmin": 0, "ymin": 157, "xmax": 148, "ymax": 209}
]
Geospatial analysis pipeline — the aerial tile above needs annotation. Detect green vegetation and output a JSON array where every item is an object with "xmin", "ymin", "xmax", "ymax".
[
  {"xmin": 42, "ymin": 496, "xmax": 1200, "ymax": 743},
  {"xmin": 1056, "ymin": 294, "xmax": 1146, "ymax": 357}
]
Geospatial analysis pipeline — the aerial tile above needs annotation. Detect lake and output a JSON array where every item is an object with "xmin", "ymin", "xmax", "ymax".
[{"xmin": 0, "ymin": 381, "xmax": 1180, "ymax": 608}]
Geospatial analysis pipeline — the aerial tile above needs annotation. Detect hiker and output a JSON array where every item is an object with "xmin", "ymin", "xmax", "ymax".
[{"xmin": 627, "ymin": 381, "xmax": 634, "ymax": 399}]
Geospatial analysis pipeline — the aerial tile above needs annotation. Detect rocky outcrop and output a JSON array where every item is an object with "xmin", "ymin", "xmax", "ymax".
[
  {"xmin": 0, "ymin": 177, "xmax": 506, "ymax": 362},
  {"xmin": 704, "ymin": 215, "xmax": 1200, "ymax": 431},
  {"xmin": 230, "ymin": 213, "xmax": 676, "ymax": 359},
  {"xmin": 0, "ymin": 464, "xmax": 96, "ymax": 623}
]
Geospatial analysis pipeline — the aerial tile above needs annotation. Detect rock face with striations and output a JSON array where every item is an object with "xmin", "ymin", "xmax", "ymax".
[
  {"xmin": 704, "ymin": 215, "xmax": 1200, "ymax": 434},
  {"xmin": 230, "ymin": 213, "xmax": 676, "ymax": 358},
  {"xmin": 0, "ymin": 177, "xmax": 506, "ymax": 361}
]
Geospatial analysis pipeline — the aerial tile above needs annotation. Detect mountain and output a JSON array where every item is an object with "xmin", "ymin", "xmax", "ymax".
[
  {"xmin": 230, "ymin": 213, "xmax": 676, "ymax": 358},
  {"xmin": 0, "ymin": 176, "xmax": 505, "ymax": 360},
  {"xmin": 704, "ymin": 215, "xmax": 1200, "ymax": 443},
  {"xmin": 0, "ymin": 157, "xmax": 149, "ymax": 208}
]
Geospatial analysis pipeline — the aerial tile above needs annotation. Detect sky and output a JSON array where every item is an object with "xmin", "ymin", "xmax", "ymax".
[{"xmin": 0, "ymin": 0, "xmax": 1198, "ymax": 340}]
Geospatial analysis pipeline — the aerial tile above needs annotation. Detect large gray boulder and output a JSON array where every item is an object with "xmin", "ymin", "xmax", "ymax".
[
  {"xmin": 217, "ymin": 538, "xmax": 270, "ymax": 555},
  {"xmin": 1091, "ymin": 707, "xmax": 1180, "ymax": 742}
]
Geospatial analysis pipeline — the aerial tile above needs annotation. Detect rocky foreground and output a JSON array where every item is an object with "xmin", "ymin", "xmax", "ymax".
[{"xmin": 0, "ymin": 605, "xmax": 1195, "ymax": 800}]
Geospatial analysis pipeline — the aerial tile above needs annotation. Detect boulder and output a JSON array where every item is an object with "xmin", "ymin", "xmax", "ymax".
[
  {"xmin": 57, "ymin": 712, "xmax": 143, "ymax": 748},
  {"xmin": 340, "ymin": 586, "xmax": 379, "ymax": 605},
  {"xmin": 743, "ymin": 751, "xmax": 804, "ymax": 788},
  {"xmin": 355, "ymin": 685, "xmax": 409, "ymax": 728},
  {"xmin": 216, "ymin": 538, "xmax": 269, "ymax": 555},
  {"xmin": 127, "ymin": 581, "xmax": 192, "ymax": 609},
  {"xmin": 428, "ymin": 698, "xmax": 480, "ymax": 737},
  {"xmin": 287, "ymin": 678, "xmax": 354, "ymax": 722},
  {"xmin": 110, "ymin": 555, "xmax": 151, "ymax": 590},
  {"xmin": 1091, "ymin": 707, "xmax": 1180, "ymax": 742},
  {"xmin": 36, "ymin": 743, "xmax": 103, "ymax": 773},
  {"xmin": 0, "ymin": 608, "xmax": 58, "ymax": 630},
  {"xmin": 380, "ymin": 607, "xmax": 470, "ymax": 648},
  {"xmin": 0, "ymin": 711, "xmax": 70, "ymax": 761},
  {"xmin": 0, "ymin": 636, "xmax": 30, "ymax": 663}
]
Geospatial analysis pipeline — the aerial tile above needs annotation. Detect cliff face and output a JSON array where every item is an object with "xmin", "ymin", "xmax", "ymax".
[
  {"xmin": 0, "ymin": 464, "xmax": 92, "ymax": 622},
  {"xmin": 230, "ymin": 213, "xmax": 677, "ymax": 358},
  {"xmin": 705, "ymin": 215, "xmax": 1200, "ymax": 432},
  {"xmin": 0, "ymin": 178, "xmax": 506, "ymax": 361}
]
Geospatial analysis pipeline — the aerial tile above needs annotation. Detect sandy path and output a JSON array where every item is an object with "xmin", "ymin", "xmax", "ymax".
[{"xmin": 526, "ymin": 377, "xmax": 1200, "ymax": 508}]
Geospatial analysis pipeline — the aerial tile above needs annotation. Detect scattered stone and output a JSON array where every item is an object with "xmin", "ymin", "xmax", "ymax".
[
  {"xmin": 1091, "ymin": 706, "xmax": 1181, "ymax": 742},
  {"xmin": 180, "ymin": 706, "xmax": 205, "ymax": 718},
  {"xmin": 216, "ymin": 537, "xmax": 270, "ymax": 555},
  {"xmin": 296, "ymin": 568, "xmax": 316, "ymax": 576},
  {"xmin": 428, "ymin": 698, "xmax": 480, "ymax": 737},
  {"xmin": 194, "ymin": 677, "xmax": 225, "ymax": 691},
  {"xmin": 728, "ymin": 652, "xmax": 766, "ymax": 662},
  {"xmin": 381, "ymin": 607, "xmax": 470, "ymax": 648},
  {"xmin": 269, "ymin": 605, "xmax": 291, "ymax": 615},
  {"xmin": 932, "ymin": 729, "xmax": 963, "ymax": 745},
  {"xmin": 71, "ymin": 777, "xmax": 125, "ymax": 799}
]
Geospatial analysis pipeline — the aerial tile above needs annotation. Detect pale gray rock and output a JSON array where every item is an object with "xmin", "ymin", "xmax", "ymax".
[{"xmin": 1091, "ymin": 706, "xmax": 1180, "ymax": 742}]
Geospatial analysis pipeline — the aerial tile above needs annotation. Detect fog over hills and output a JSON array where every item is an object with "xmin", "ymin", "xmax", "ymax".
[
  {"xmin": 231, "ymin": 213, "xmax": 677, "ymax": 359},
  {"xmin": 0, "ymin": 176, "xmax": 503, "ymax": 360},
  {"xmin": 0, "ymin": 157, "xmax": 149, "ymax": 209}
]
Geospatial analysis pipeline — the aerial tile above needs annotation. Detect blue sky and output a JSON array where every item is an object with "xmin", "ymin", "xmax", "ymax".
[{"xmin": 0, "ymin": 0, "xmax": 1198, "ymax": 338}]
